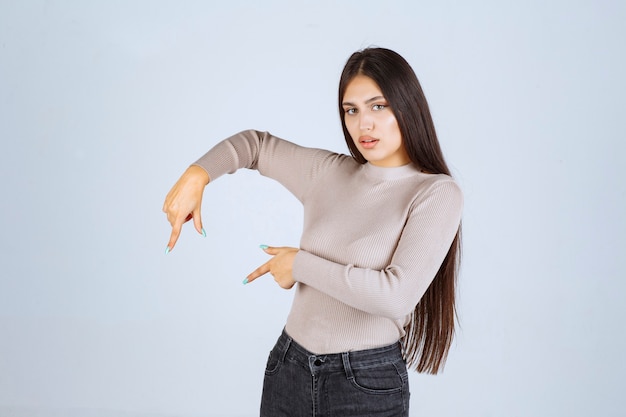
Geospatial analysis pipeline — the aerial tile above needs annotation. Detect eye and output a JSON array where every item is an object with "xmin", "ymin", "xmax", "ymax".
[
  {"xmin": 344, "ymin": 107, "xmax": 357, "ymax": 115},
  {"xmin": 372, "ymin": 104, "xmax": 387, "ymax": 111}
]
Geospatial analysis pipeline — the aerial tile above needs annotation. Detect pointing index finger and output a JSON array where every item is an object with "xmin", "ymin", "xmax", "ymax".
[
  {"xmin": 246, "ymin": 261, "xmax": 271, "ymax": 284},
  {"xmin": 166, "ymin": 215, "xmax": 187, "ymax": 253}
]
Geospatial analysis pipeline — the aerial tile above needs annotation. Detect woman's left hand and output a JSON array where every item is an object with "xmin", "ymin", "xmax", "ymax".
[{"xmin": 246, "ymin": 246, "xmax": 299, "ymax": 289}]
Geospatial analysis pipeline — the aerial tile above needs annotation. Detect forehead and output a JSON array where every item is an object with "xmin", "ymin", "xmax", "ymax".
[{"xmin": 343, "ymin": 75, "xmax": 383, "ymax": 101}]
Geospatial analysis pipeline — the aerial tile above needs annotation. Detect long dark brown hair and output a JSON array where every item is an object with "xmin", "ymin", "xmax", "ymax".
[{"xmin": 338, "ymin": 47, "xmax": 462, "ymax": 374}]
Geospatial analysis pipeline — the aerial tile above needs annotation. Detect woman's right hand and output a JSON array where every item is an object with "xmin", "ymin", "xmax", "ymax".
[{"xmin": 162, "ymin": 165, "xmax": 210, "ymax": 252}]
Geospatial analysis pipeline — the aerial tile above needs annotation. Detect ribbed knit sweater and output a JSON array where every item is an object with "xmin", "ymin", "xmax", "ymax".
[{"xmin": 194, "ymin": 130, "xmax": 463, "ymax": 354}]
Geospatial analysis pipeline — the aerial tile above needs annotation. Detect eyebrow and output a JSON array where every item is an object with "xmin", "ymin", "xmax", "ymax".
[{"xmin": 341, "ymin": 95, "xmax": 386, "ymax": 107}]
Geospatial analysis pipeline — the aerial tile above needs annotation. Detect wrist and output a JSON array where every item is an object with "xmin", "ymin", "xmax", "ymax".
[{"xmin": 187, "ymin": 164, "xmax": 210, "ymax": 185}]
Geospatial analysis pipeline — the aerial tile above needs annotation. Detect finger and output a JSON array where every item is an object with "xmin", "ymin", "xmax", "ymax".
[
  {"xmin": 192, "ymin": 208, "xmax": 205, "ymax": 237},
  {"xmin": 261, "ymin": 245, "xmax": 280, "ymax": 255},
  {"xmin": 245, "ymin": 261, "xmax": 271, "ymax": 284},
  {"xmin": 166, "ymin": 217, "xmax": 185, "ymax": 253}
]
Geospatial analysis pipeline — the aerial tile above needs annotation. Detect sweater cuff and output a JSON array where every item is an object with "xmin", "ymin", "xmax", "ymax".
[{"xmin": 192, "ymin": 139, "xmax": 242, "ymax": 183}]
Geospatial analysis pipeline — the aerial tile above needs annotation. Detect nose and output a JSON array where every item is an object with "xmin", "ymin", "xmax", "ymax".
[{"xmin": 359, "ymin": 112, "xmax": 373, "ymax": 131}]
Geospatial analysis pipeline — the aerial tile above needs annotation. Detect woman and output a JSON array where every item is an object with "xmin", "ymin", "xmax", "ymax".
[{"xmin": 163, "ymin": 47, "xmax": 462, "ymax": 416}]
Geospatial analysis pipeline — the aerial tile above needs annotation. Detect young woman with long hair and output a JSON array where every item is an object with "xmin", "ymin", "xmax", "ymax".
[{"xmin": 163, "ymin": 47, "xmax": 463, "ymax": 417}]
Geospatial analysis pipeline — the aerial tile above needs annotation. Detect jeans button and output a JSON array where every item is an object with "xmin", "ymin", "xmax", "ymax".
[{"xmin": 314, "ymin": 359, "xmax": 322, "ymax": 366}]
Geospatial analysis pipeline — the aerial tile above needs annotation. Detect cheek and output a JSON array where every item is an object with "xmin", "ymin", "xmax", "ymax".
[
  {"xmin": 344, "ymin": 119, "xmax": 359, "ymax": 140},
  {"xmin": 382, "ymin": 114, "xmax": 400, "ymax": 131},
  {"xmin": 383, "ymin": 116, "xmax": 402, "ymax": 140}
]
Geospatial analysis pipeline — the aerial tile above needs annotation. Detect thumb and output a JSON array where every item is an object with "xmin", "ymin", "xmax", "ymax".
[
  {"xmin": 260, "ymin": 244, "xmax": 278, "ymax": 255},
  {"xmin": 193, "ymin": 208, "xmax": 205, "ymax": 237}
]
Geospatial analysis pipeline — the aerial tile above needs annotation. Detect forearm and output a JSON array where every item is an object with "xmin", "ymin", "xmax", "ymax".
[
  {"xmin": 191, "ymin": 129, "xmax": 341, "ymax": 201},
  {"xmin": 293, "ymin": 250, "xmax": 441, "ymax": 319},
  {"xmin": 192, "ymin": 129, "xmax": 265, "ymax": 182}
]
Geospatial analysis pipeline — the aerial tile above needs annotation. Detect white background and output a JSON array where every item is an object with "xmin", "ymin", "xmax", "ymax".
[{"xmin": 1, "ymin": 1, "xmax": 624, "ymax": 416}]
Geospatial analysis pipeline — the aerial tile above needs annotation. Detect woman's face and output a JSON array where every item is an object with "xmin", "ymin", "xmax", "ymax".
[{"xmin": 342, "ymin": 75, "xmax": 410, "ymax": 167}]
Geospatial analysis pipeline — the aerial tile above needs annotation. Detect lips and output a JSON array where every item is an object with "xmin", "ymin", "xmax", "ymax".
[{"xmin": 359, "ymin": 136, "xmax": 379, "ymax": 149}]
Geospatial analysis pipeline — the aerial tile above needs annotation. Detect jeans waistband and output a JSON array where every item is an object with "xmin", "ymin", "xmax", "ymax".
[{"xmin": 274, "ymin": 328, "xmax": 404, "ymax": 373}]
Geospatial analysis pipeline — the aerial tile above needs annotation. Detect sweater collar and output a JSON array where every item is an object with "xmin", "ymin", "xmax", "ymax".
[{"xmin": 361, "ymin": 161, "xmax": 422, "ymax": 180}]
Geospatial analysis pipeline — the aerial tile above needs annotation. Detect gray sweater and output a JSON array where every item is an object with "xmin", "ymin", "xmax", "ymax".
[{"xmin": 194, "ymin": 130, "xmax": 463, "ymax": 354}]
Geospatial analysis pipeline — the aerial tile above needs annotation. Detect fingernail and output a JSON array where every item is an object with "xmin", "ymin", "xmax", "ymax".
[
  {"xmin": 259, "ymin": 244, "xmax": 269, "ymax": 250},
  {"xmin": 165, "ymin": 246, "xmax": 171, "ymax": 255},
  {"xmin": 242, "ymin": 278, "xmax": 249, "ymax": 285},
  {"xmin": 201, "ymin": 227, "xmax": 206, "ymax": 237}
]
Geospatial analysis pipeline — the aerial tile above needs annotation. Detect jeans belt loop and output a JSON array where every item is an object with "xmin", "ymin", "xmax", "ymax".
[
  {"xmin": 279, "ymin": 334, "xmax": 292, "ymax": 363},
  {"xmin": 341, "ymin": 352, "xmax": 354, "ymax": 380}
]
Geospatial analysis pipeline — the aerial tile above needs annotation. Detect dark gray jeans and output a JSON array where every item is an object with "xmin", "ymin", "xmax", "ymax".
[{"xmin": 260, "ymin": 329, "xmax": 410, "ymax": 417}]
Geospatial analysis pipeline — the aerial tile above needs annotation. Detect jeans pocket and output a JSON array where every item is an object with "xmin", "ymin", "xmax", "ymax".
[
  {"xmin": 348, "ymin": 360, "xmax": 406, "ymax": 395},
  {"xmin": 264, "ymin": 348, "xmax": 282, "ymax": 376}
]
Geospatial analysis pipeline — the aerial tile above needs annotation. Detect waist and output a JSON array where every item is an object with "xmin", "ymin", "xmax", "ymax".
[
  {"xmin": 275, "ymin": 328, "xmax": 404, "ymax": 372},
  {"xmin": 285, "ymin": 287, "xmax": 407, "ymax": 353}
]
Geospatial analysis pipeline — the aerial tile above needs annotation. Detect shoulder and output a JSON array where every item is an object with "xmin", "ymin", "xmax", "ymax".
[
  {"xmin": 420, "ymin": 173, "xmax": 461, "ymax": 189},
  {"xmin": 409, "ymin": 173, "xmax": 463, "ymax": 208}
]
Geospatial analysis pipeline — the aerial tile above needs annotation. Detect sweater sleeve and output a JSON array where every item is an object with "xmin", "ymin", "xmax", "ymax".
[
  {"xmin": 192, "ymin": 130, "xmax": 341, "ymax": 201},
  {"xmin": 292, "ymin": 179, "xmax": 463, "ymax": 319}
]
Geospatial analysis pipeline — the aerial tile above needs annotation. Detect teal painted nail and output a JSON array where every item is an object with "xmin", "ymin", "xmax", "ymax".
[
  {"xmin": 242, "ymin": 278, "xmax": 249, "ymax": 285},
  {"xmin": 165, "ymin": 246, "xmax": 171, "ymax": 255},
  {"xmin": 259, "ymin": 244, "xmax": 269, "ymax": 250},
  {"xmin": 201, "ymin": 227, "xmax": 206, "ymax": 237}
]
